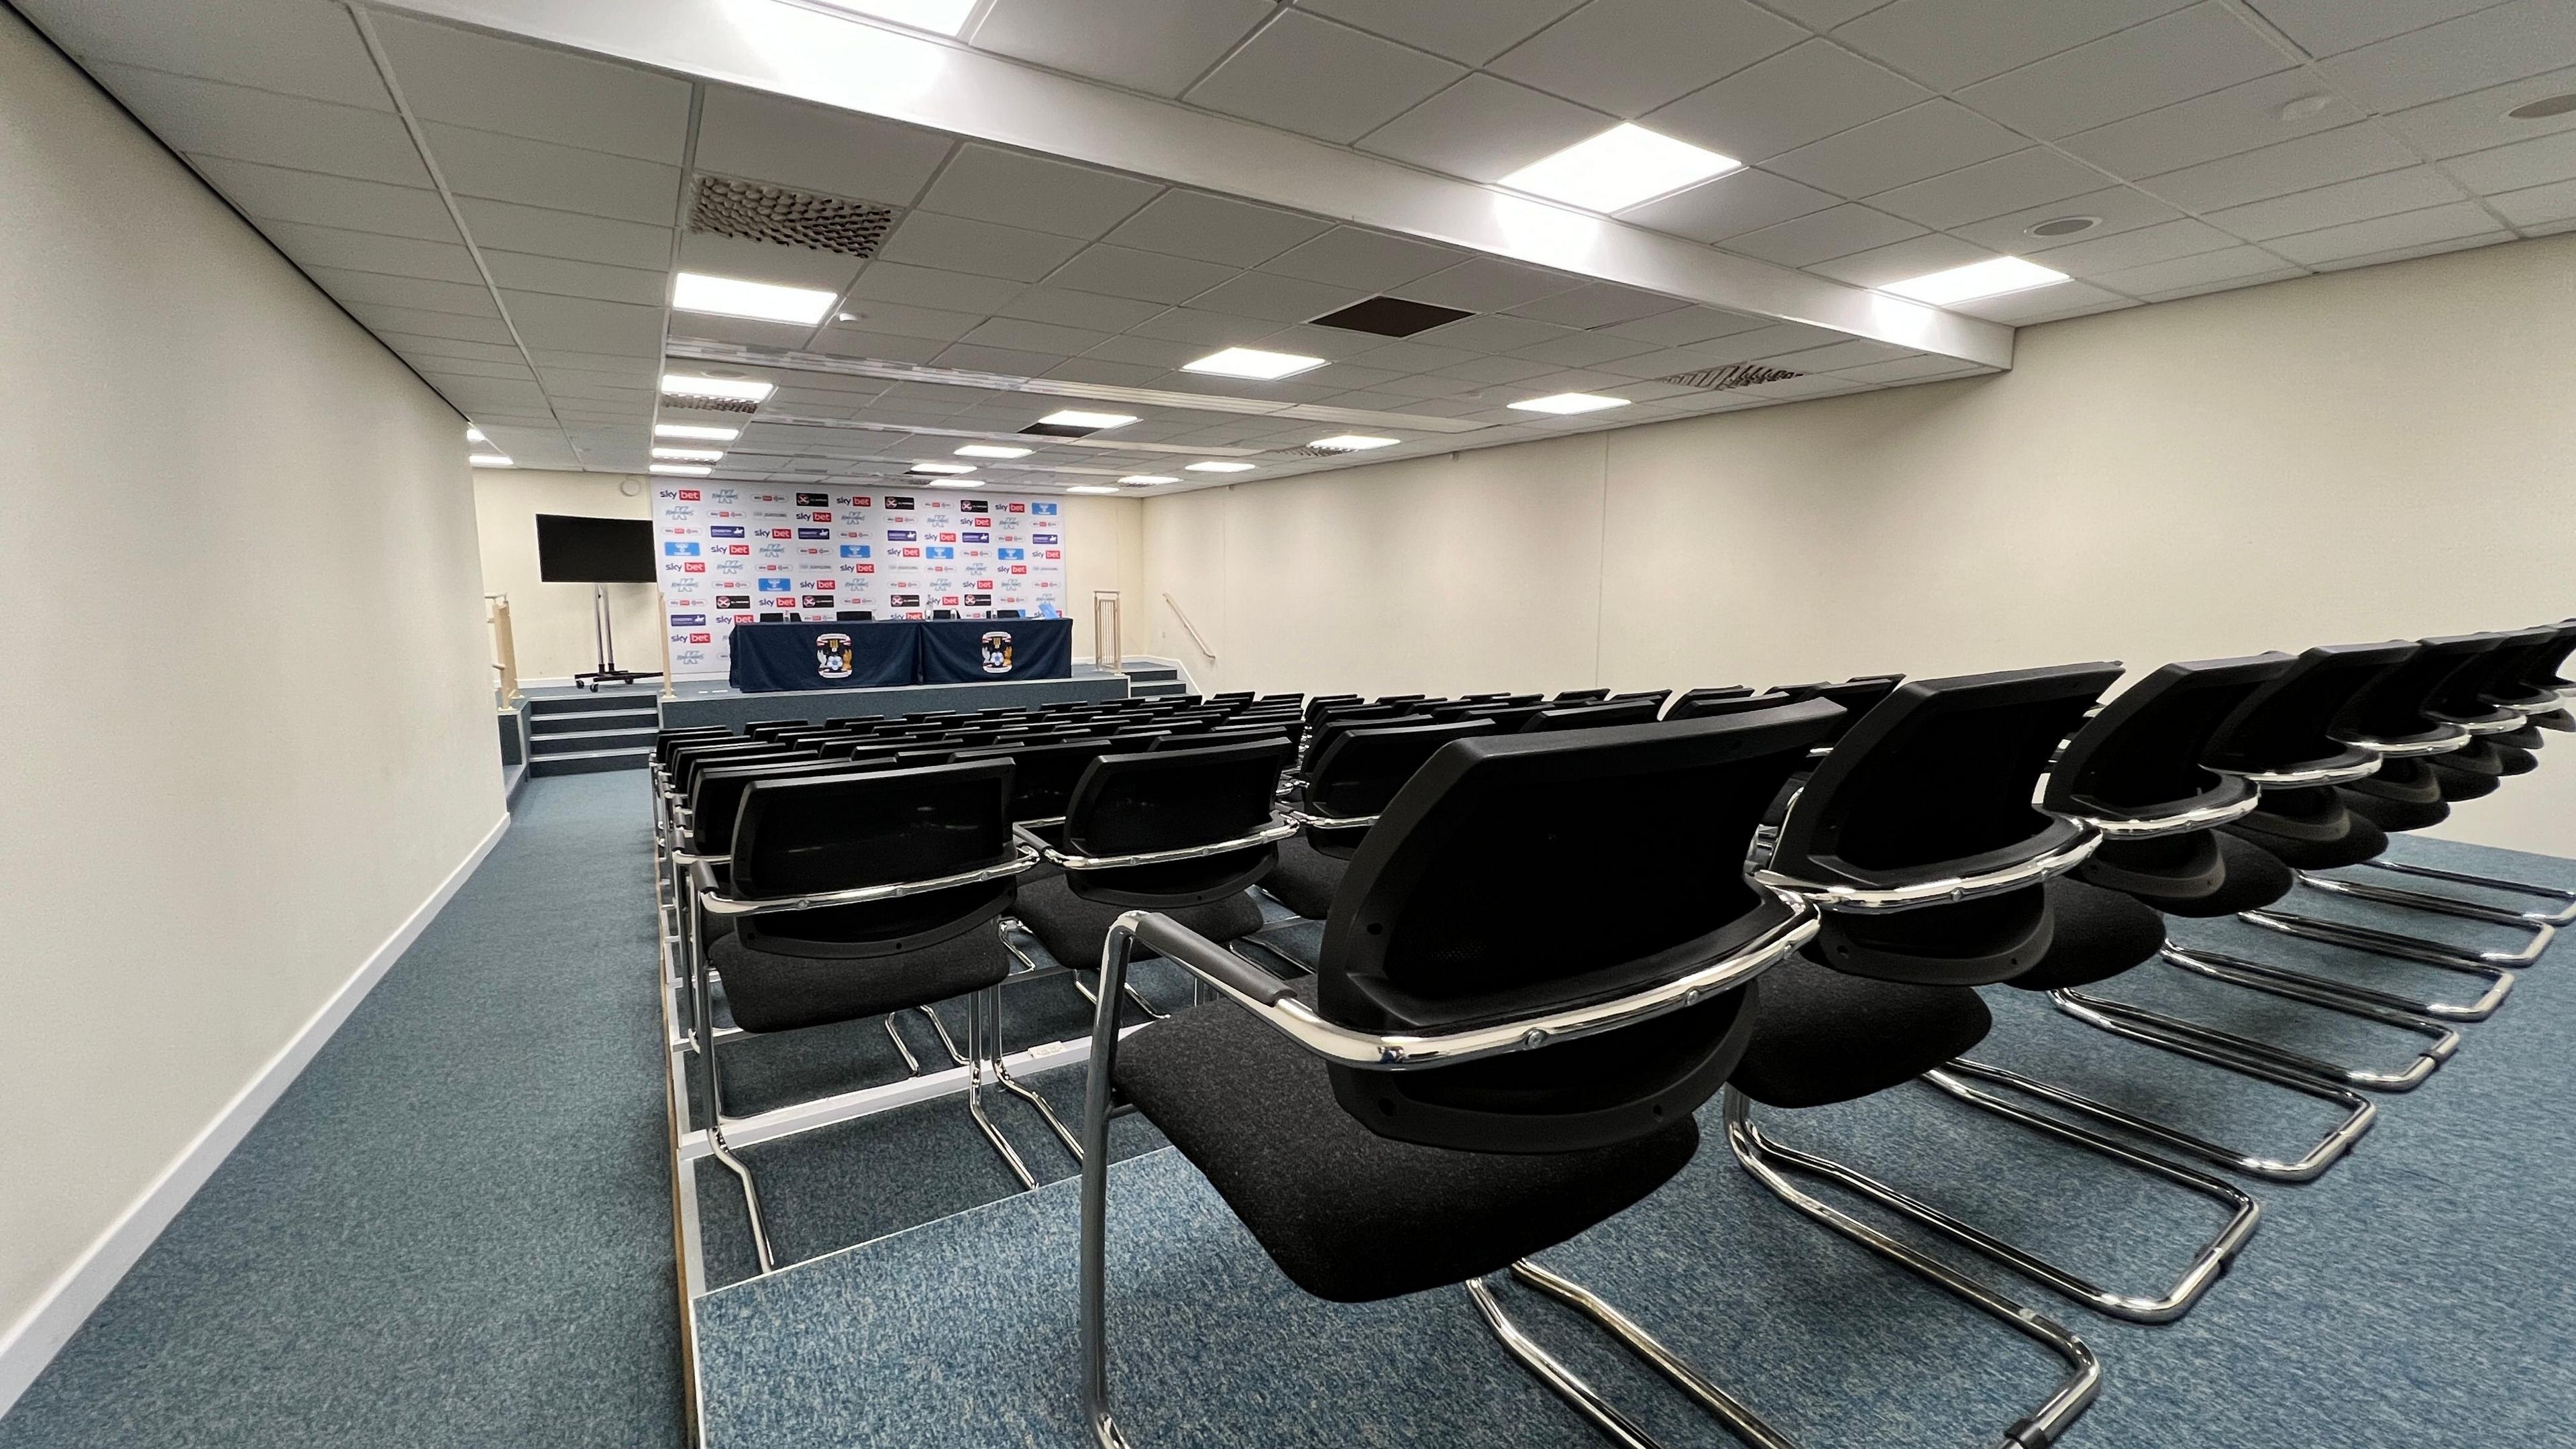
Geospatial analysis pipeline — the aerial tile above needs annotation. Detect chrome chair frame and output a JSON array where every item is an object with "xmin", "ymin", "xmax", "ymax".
[
  {"xmin": 1078, "ymin": 904, "xmax": 2092, "ymax": 1449},
  {"xmin": 1746, "ymin": 821, "xmax": 2267, "ymax": 1323},
  {"xmin": 685, "ymin": 847, "xmax": 1040, "ymax": 1272}
]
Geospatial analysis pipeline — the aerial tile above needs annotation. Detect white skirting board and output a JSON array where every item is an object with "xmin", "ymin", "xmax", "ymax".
[{"xmin": 0, "ymin": 810, "xmax": 513, "ymax": 1417}]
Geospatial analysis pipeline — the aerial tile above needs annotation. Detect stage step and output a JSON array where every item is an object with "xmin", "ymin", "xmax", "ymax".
[
  {"xmin": 1122, "ymin": 663, "xmax": 1187, "ymax": 698},
  {"xmin": 527, "ymin": 690, "xmax": 659, "ymax": 716},
  {"xmin": 529, "ymin": 707, "xmax": 657, "ymax": 736},
  {"xmin": 527, "ymin": 745, "xmax": 653, "ymax": 776}
]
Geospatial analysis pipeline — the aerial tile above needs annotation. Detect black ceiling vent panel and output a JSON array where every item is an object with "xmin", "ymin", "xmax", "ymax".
[
  {"xmin": 690, "ymin": 175, "xmax": 900, "ymax": 258},
  {"xmin": 1660, "ymin": 362, "xmax": 1803, "ymax": 391},
  {"xmin": 1308, "ymin": 295, "xmax": 1474, "ymax": 337},
  {"xmin": 1019, "ymin": 421, "xmax": 1098, "ymax": 438}
]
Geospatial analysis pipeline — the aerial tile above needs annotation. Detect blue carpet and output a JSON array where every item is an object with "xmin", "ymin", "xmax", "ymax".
[
  {"xmin": 0, "ymin": 774, "xmax": 682, "ymax": 1449},
  {"xmin": 693, "ymin": 834, "xmax": 2576, "ymax": 1448}
]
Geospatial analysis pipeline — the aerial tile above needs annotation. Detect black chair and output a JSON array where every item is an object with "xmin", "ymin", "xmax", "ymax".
[
  {"xmin": 1009, "ymin": 739, "xmax": 1297, "ymax": 1032},
  {"xmin": 757, "ymin": 611, "xmax": 786, "ymax": 622},
  {"xmin": 1070, "ymin": 702, "xmax": 2100, "ymax": 1449},
  {"xmin": 2217, "ymin": 634, "xmax": 2530, "ymax": 1016},
  {"xmin": 1959, "ymin": 653, "xmax": 2379, "ymax": 1183},
  {"xmin": 682, "ymin": 762, "xmax": 1039, "ymax": 1269},
  {"xmin": 1664, "ymin": 688, "xmax": 1786, "ymax": 721},
  {"xmin": 1730, "ymin": 663, "xmax": 2262, "ymax": 1324},
  {"xmin": 1662, "ymin": 685, "xmax": 1752, "ymax": 718},
  {"xmin": 835, "ymin": 609, "xmax": 874, "ymax": 621},
  {"xmin": 1550, "ymin": 687, "xmax": 1610, "ymax": 703},
  {"xmin": 1264, "ymin": 718, "xmax": 1498, "ymax": 925},
  {"xmin": 994, "ymin": 608, "xmax": 1023, "ymax": 618},
  {"xmin": 1520, "ymin": 698, "xmax": 1662, "ymax": 733}
]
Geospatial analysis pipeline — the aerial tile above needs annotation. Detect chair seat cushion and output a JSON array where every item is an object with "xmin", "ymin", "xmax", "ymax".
[
  {"xmin": 708, "ymin": 919, "xmax": 1007, "ymax": 1034},
  {"xmin": 1014, "ymin": 870, "xmax": 1265, "ymax": 972},
  {"xmin": 1263, "ymin": 835, "xmax": 1346, "ymax": 921},
  {"xmin": 1728, "ymin": 954, "xmax": 1991, "ymax": 1109},
  {"xmin": 2222, "ymin": 810, "xmax": 2387, "ymax": 870},
  {"xmin": 2337, "ymin": 787, "xmax": 2451, "ymax": 833},
  {"xmin": 2006, "ymin": 878, "xmax": 2166, "ymax": 990},
  {"xmin": 1112, "ymin": 990, "xmax": 1697, "ymax": 1303}
]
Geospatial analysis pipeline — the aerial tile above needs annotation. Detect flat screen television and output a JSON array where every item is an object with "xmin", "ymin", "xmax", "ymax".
[{"xmin": 535, "ymin": 514, "xmax": 655, "ymax": 584}]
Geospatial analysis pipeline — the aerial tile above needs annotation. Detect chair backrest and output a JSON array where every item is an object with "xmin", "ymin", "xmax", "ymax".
[
  {"xmin": 1521, "ymin": 698, "xmax": 1664, "ymax": 732},
  {"xmin": 954, "ymin": 736, "xmax": 1118, "ymax": 821},
  {"xmin": 1811, "ymin": 675, "xmax": 1905, "ymax": 736},
  {"xmin": 1774, "ymin": 663, "xmax": 2118, "ymax": 884},
  {"xmin": 1458, "ymin": 702, "xmax": 1548, "ymax": 732},
  {"xmin": 671, "ymin": 741, "xmax": 803, "ymax": 795},
  {"xmin": 690, "ymin": 757, "xmax": 883, "ymax": 855},
  {"xmin": 1148, "ymin": 724, "xmax": 1294, "ymax": 753},
  {"xmin": 2206, "ymin": 640, "xmax": 2417, "ymax": 773},
  {"xmin": 1302, "ymin": 718, "xmax": 1498, "ymax": 843},
  {"xmin": 744, "ymin": 718, "xmax": 808, "ymax": 737},
  {"xmin": 1665, "ymin": 688, "xmax": 1798, "ymax": 722},
  {"xmin": 2510, "ymin": 619, "xmax": 2576, "ymax": 694},
  {"xmin": 1303, "ymin": 710, "xmax": 1432, "ymax": 771},
  {"xmin": 2334, "ymin": 634, "xmax": 2502, "ymax": 744},
  {"xmin": 1316, "ymin": 700, "xmax": 1847, "ymax": 1152},
  {"xmin": 653, "ymin": 727, "xmax": 733, "ymax": 767},
  {"xmin": 729, "ymin": 760, "xmax": 1018, "ymax": 959},
  {"xmin": 2426, "ymin": 627, "xmax": 2554, "ymax": 724},
  {"xmin": 1304, "ymin": 694, "xmax": 1363, "ymax": 722},
  {"xmin": 2043, "ymin": 653, "xmax": 2294, "ymax": 820},
  {"xmin": 1662, "ymin": 686, "xmax": 1751, "ymax": 719},
  {"xmin": 1609, "ymin": 689, "xmax": 1672, "ymax": 708},
  {"xmin": 1551, "ymin": 688, "xmax": 1610, "ymax": 703},
  {"xmin": 1058, "ymin": 737, "xmax": 1294, "ymax": 906}
]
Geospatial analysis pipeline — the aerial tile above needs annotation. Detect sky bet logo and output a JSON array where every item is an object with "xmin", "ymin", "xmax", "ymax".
[
  {"xmin": 710, "ymin": 526, "xmax": 744, "ymax": 539},
  {"xmin": 663, "ymin": 541, "xmax": 700, "ymax": 557},
  {"xmin": 841, "ymin": 544, "xmax": 871, "ymax": 558}
]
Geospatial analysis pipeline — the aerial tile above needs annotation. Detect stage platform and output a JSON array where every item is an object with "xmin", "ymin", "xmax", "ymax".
[{"xmin": 654, "ymin": 663, "xmax": 1130, "ymax": 733}]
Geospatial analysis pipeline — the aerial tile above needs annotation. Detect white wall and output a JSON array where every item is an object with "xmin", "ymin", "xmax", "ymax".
[
  {"xmin": 1146, "ymin": 232, "xmax": 2576, "ymax": 856},
  {"xmin": 0, "ymin": 9, "xmax": 503, "ymax": 1405},
  {"xmin": 472, "ymin": 471, "xmax": 1153, "ymax": 680}
]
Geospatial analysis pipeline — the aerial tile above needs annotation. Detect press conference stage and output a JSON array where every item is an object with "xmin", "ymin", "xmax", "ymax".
[{"xmin": 653, "ymin": 665, "xmax": 1131, "ymax": 733}]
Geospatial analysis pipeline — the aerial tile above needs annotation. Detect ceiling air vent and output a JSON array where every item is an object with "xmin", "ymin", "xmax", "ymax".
[
  {"xmin": 690, "ymin": 176, "xmax": 899, "ymax": 258},
  {"xmin": 1660, "ymin": 362, "xmax": 1803, "ymax": 391},
  {"xmin": 659, "ymin": 390, "xmax": 761, "ymax": 415}
]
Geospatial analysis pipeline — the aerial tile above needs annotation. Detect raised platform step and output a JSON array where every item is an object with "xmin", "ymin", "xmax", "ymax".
[
  {"xmin": 531, "ymin": 724, "xmax": 657, "ymax": 753},
  {"xmin": 527, "ymin": 745, "xmax": 651, "ymax": 775},
  {"xmin": 1121, "ymin": 665, "xmax": 1179, "ymax": 682},
  {"xmin": 530, "ymin": 707, "xmax": 657, "ymax": 735},
  {"xmin": 1131, "ymin": 682, "xmax": 1188, "ymax": 697},
  {"xmin": 527, "ymin": 690, "xmax": 661, "ymax": 717}
]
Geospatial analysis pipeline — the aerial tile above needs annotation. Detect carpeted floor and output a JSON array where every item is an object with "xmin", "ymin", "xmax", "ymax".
[
  {"xmin": 0, "ymin": 773, "xmax": 683, "ymax": 1449},
  {"xmin": 7, "ymin": 777, "xmax": 2575, "ymax": 1449}
]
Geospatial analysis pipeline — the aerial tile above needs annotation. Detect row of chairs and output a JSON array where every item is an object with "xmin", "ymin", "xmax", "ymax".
[{"xmin": 651, "ymin": 623, "xmax": 2572, "ymax": 1446}]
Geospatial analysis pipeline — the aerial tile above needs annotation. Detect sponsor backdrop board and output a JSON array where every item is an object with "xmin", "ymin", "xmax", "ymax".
[{"xmin": 650, "ymin": 484, "xmax": 1069, "ymax": 680}]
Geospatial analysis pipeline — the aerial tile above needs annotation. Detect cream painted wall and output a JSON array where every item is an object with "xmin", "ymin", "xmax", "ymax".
[
  {"xmin": 472, "ymin": 469, "xmax": 657, "ymax": 682},
  {"xmin": 0, "ymin": 7, "xmax": 501, "ymax": 1384},
  {"xmin": 472, "ymin": 474, "xmax": 1151, "ymax": 679},
  {"xmin": 1144, "ymin": 232, "xmax": 2576, "ymax": 855}
]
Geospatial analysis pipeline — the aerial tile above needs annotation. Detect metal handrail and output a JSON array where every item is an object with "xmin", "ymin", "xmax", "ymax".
[{"xmin": 1163, "ymin": 591, "xmax": 1218, "ymax": 662}]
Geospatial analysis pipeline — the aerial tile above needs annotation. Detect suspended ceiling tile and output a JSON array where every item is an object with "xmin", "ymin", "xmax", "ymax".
[
  {"xmin": 347, "ymin": 303, "xmax": 515, "ymax": 345},
  {"xmin": 970, "ymin": 0, "xmax": 1274, "ymax": 99},
  {"xmin": 304, "ymin": 266, "xmax": 499, "ymax": 317},
  {"xmin": 2320, "ymin": 0, "xmax": 2576, "ymax": 113},
  {"xmin": 692, "ymin": 85, "xmax": 953, "ymax": 206},
  {"xmin": 1100, "ymin": 190, "xmax": 1334, "ymax": 268},
  {"xmin": 1181, "ymin": 271, "xmax": 1373, "ymax": 325},
  {"xmin": 875, "ymin": 211, "xmax": 1091, "ymax": 283},
  {"xmin": 1358, "ymin": 74, "xmax": 1613, "ymax": 184},
  {"xmin": 1256, "ymin": 227, "xmax": 1474, "ymax": 291},
  {"xmin": 2381, "ymin": 64, "xmax": 2576, "ymax": 159},
  {"xmin": 844, "ymin": 260, "xmax": 1030, "ymax": 313},
  {"xmin": 500, "ymin": 289, "xmax": 663, "ymax": 354},
  {"xmin": 1805, "ymin": 232, "xmax": 1998, "ymax": 287},
  {"xmin": 1946, "ymin": 184, "xmax": 2186, "ymax": 254},
  {"xmin": 2085, "ymin": 242, "xmax": 2305, "ymax": 294},
  {"xmin": 673, "ymin": 229, "xmax": 864, "ymax": 294},
  {"xmin": 451, "ymin": 197, "xmax": 671, "ymax": 270},
  {"xmin": 258, "ymin": 219, "xmax": 483, "ymax": 283},
  {"xmin": 912, "ymin": 144, "xmax": 1163, "ymax": 239},
  {"xmin": 993, "ymin": 287, "xmax": 1169, "ymax": 333},
  {"xmin": 1504, "ymin": 282, "xmax": 1692, "ymax": 328},
  {"xmin": 19, "ymin": 0, "xmax": 392, "ymax": 109},
  {"xmin": 1298, "ymin": 0, "xmax": 1587, "ymax": 67},
  {"xmin": 1043, "ymin": 244, "xmax": 1241, "ymax": 305},
  {"xmin": 421, "ymin": 121, "xmax": 682, "ymax": 226},
  {"xmin": 1946, "ymin": 278, "xmax": 2137, "ymax": 323},
  {"xmin": 2021, "ymin": 215, "xmax": 2240, "ymax": 274},
  {"xmin": 2051, "ymin": 70, "xmax": 2363, "ymax": 179},
  {"xmin": 2445, "ymin": 128, "xmax": 2576, "ymax": 195},
  {"xmin": 2137, "ymin": 123, "xmax": 2418, "ymax": 211},
  {"xmin": 1644, "ymin": 40, "xmax": 1931, "ymax": 165},
  {"xmin": 1183, "ymin": 10, "xmax": 1465, "ymax": 146},
  {"xmin": 1595, "ymin": 305, "xmax": 1776, "ymax": 346},
  {"xmin": 96, "ymin": 65, "xmax": 429, "ymax": 185},
  {"xmin": 480, "ymin": 250, "xmax": 668, "ymax": 307},
  {"xmin": 1615, "ymin": 167, "xmax": 1841, "ymax": 241},
  {"xmin": 1764, "ymin": 99, "xmax": 2025, "ymax": 197},
  {"xmin": 2489, "ymin": 176, "xmax": 2576, "ymax": 227},
  {"xmin": 1487, "ymin": 0, "xmax": 1805, "ymax": 119},
  {"xmin": 370, "ymin": 11, "xmax": 690, "ymax": 162},
  {"xmin": 2263, "ymin": 200, "xmax": 2508, "ymax": 264},
  {"xmin": 1831, "ymin": 0, "xmax": 2195, "ymax": 92},
  {"xmin": 1391, "ymin": 255, "xmax": 1587, "ymax": 312},
  {"xmin": 1865, "ymin": 148, "xmax": 2108, "ymax": 230},
  {"xmin": 1955, "ymin": 5, "xmax": 2291, "ymax": 140},
  {"xmin": 2205, "ymin": 166, "xmax": 2470, "ymax": 241}
]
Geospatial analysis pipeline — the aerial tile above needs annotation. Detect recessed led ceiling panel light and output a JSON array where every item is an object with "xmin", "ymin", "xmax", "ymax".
[
  {"xmin": 1065, "ymin": 485, "xmax": 1122, "ymax": 494},
  {"xmin": 1185, "ymin": 460, "xmax": 1256, "ymax": 473},
  {"xmin": 806, "ymin": 0, "xmax": 978, "ymax": 37},
  {"xmin": 909, "ymin": 462, "xmax": 976, "ymax": 474},
  {"xmin": 1509, "ymin": 392, "xmax": 1631, "ymax": 415},
  {"xmin": 672, "ymin": 272, "xmax": 837, "ymax": 325},
  {"xmin": 660, "ymin": 373, "xmax": 775, "ymax": 402},
  {"xmin": 1309, "ymin": 434, "xmax": 1399, "ymax": 451},
  {"xmin": 1308, "ymin": 295, "xmax": 1474, "ymax": 337},
  {"xmin": 653, "ymin": 447, "xmax": 724, "ymax": 462},
  {"xmin": 1037, "ymin": 409, "xmax": 1138, "ymax": 430},
  {"xmin": 955, "ymin": 444, "xmax": 1032, "ymax": 458},
  {"xmin": 1119, "ymin": 475, "xmax": 1179, "ymax": 484},
  {"xmin": 655, "ymin": 423, "xmax": 741, "ymax": 441},
  {"xmin": 1880, "ymin": 256, "xmax": 2069, "ymax": 305},
  {"xmin": 469, "ymin": 453, "xmax": 515, "ymax": 468},
  {"xmin": 649, "ymin": 463, "xmax": 712, "ymax": 476},
  {"xmin": 464, "ymin": 426, "xmax": 486, "ymax": 442},
  {"xmin": 1501, "ymin": 123, "xmax": 1739, "ymax": 214},
  {"xmin": 1183, "ymin": 347, "xmax": 1327, "ymax": 380}
]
